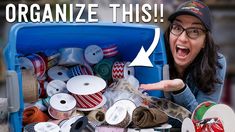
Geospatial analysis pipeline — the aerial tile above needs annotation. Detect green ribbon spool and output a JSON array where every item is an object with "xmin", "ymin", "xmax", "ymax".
[
  {"xmin": 192, "ymin": 101, "xmax": 216, "ymax": 121},
  {"xmin": 94, "ymin": 59, "xmax": 114, "ymax": 81}
]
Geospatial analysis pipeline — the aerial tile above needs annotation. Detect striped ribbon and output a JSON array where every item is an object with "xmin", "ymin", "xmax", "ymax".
[
  {"xmin": 20, "ymin": 54, "xmax": 46, "ymax": 78},
  {"xmin": 73, "ymin": 92, "xmax": 103, "ymax": 109},
  {"xmin": 102, "ymin": 44, "xmax": 119, "ymax": 58}
]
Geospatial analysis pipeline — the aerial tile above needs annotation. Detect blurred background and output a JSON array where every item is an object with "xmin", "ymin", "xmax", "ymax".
[{"xmin": 0, "ymin": 0, "xmax": 234, "ymax": 110}]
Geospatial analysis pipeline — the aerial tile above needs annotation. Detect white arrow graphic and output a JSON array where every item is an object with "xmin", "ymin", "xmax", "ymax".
[{"xmin": 129, "ymin": 28, "xmax": 160, "ymax": 67}]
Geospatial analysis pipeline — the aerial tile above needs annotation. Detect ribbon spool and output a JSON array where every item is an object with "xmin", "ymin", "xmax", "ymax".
[
  {"xmin": 46, "ymin": 80, "xmax": 68, "ymax": 97},
  {"xmin": 38, "ymin": 51, "xmax": 60, "ymax": 70},
  {"xmin": 60, "ymin": 116, "xmax": 88, "ymax": 132},
  {"xmin": 102, "ymin": 44, "xmax": 119, "ymax": 58},
  {"xmin": 94, "ymin": 59, "xmax": 114, "ymax": 81},
  {"xmin": 58, "ymin": 48, "xmax": 86, "ymax": 66},
  {"xmin": 22, "ymin": 69, "xmax": 39, "ymax": 103},
  {"xmin": 23, "ymin": 106, "xmax": 49, "ymax": 126},
  {"xmin": 182, "ymin": 117, "xmax": 224, "ymax": 132},
  {"xmin": 38, "ymin": 76, "xmax": 48, "ymax": 98},
  {"xmin": 105, "ymin": 105, "xmax": 131, "ymax": 128},
  {"xmin": 203, "ymin": 104, "xmax": 235, "ymax": 132},
  {"xmin": 19, "ymin": 54, "xmax": 46, "ymax": 78},
  {"xmin": 47, "ymin": 66, "xmax": 70, "ymax": 82},
  {"xmin": 68, "ymin": 64, "xmax": 93, "ymax": 77},
  {"xmin": 48, "ymin": 93, "xmax": 76, "ymax": 120},
  {"xmin": 87, "ymin": 109, "xmax": 106, "ymax": 127},
  {"xmin": 112, "ymin": 61, "xmax": 135, "ymax": 80},
  {"xmin": 84, "ymin": 45, "xmax": 104, "ymax": 65},
  {"xmin": 191, "ymin": 101, "xmax": 216, "ymax": 121},
  {"xmin": 112, "ymin": 99, "xmax": 136, "ymax": 123},
  {"xmin": 34, "ymin": 122, "xmax": 60, "ymax": 132},
  {"xmin": 67, "ymin": 75, "xmax": 107, "ymax": 111}
]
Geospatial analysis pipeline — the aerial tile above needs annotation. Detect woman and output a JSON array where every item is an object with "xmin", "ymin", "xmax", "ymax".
[{"xmin": 140, "ymin": 0, "xmax": 226, "ymax": 113}]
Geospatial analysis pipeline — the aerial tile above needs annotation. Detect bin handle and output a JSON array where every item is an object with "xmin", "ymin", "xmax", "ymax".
[{"xmin": 6, "ymin": 70, "xmax": 20, "ymax": 113}]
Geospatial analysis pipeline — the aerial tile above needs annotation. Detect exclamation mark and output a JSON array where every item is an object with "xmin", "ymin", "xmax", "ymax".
[
  {"xmin": 160, "ymin": 4, "xmax": 164, "ymax": 23},
  {"xmin": 154, "ymin": 4, "xmax": 158, "ymax": 22}
]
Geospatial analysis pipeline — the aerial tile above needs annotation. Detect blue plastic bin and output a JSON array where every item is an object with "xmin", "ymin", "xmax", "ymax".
[{"xmin": 4, "ymin": 23, "xmax": 167, "ymax": 132}]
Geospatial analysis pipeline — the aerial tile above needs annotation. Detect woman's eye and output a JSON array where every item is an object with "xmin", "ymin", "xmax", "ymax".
[{"xmin": 173, "ymin": 25, "xmax": 182, "ymax": 31}]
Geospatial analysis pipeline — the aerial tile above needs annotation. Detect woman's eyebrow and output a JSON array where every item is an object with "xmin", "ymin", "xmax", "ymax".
[{"xmin": 174, "ymin": 19, "xmax": 182, "ymax": 23}]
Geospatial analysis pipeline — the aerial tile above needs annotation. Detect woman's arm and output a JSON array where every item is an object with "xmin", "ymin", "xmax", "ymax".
[
  {"xmin": 171, "ymin": 54, "xmax": 226, "ymax": 112},
  {"xmin": 140, "ymin": 54, "xmax": 227, "ymax": 112}
]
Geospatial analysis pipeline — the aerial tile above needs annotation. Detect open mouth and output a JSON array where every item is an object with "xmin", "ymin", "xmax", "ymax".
[{"xmin": 176, "ymin": 45, "xmax": 190, "ymax": 58}]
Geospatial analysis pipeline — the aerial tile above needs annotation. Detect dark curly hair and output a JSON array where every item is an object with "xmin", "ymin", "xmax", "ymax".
[{"xmin": 164, "ymin": 26, "xmax": 222, "ymax": 94}]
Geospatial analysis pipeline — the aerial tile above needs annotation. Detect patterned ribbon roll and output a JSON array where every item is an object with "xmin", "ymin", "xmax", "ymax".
[
  {"xmin": 38, "ymin": 75, "xmax": 48, "ymax": 98},
  {"xmin": 73, "ymin": 92, "xmax": 103, "ymax": 109},
  {"xmin": 68, "ymin": 64, "xmax": 93, "ymax": 77},
  {"xmin": 23, "ymin": 106, "xmax": 49, "ymax": 126},
  {"xmin": 48, "ymin": 93, "xmax": 76, "ymax": 120},
  {"xmin": 19, "ymin": 54, "xmax": 46, "ymax": 78},
  {"xmin": 203, "ymin": 104, "xmax": 235, "ymax": 132},
  {"xmin": 46, "ymin": 80, "xmax": 68, "ymax": 97},
  {"xmin": 67, "ymin": 75, "xmax": 106, "ymax": 111},
  {"xmin": 102, "ymin": 44, "xmax": 119, "ymax": 58},
  {"xmin": 22, "ymin": 69, "xmax": 39, "ymax": 103},
  {"xmin": 105, "ymin": 105, "xmax": 131, "ymax": 128},
  {"xmin": 191, "ymin": 101, "xmax": 216, "ymax": 121},
  {"xmin": 148, "ymin": 97, "xmax": 191, "ymax": 122},
  {"xmin": 94, "ymin": 59, "xmax": 114, "ymax": 81},
  {"xmin": 112, "ymin": 61, "xmax": 135, "ymax": 80},
  {"xmin": 58, "ymin": 48, "xmax": 86, "ymax": 66},
  {"xmin": 182, "ymin": 117, "xmax": 224, "ymax": 132},
  {"xmin": 47, "ymin": 66, "xmax": 70, "ymax": 82},
  {"xmin": 38, "ymin": 50, "xmax": 60, "ymax": 70},
  {"xmin": 34, "ymin": 122, "xmax": 60, "ymax": 132},
  {"xmin": 84, "ymin": 45, "xmax": 104, "ymax": 65}
]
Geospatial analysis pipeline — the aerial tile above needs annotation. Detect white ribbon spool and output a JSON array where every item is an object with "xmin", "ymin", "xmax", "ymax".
[
  {"xmin": 34, "ymin": 122, "xmax": 60, "ymax": 132},
  {"xmin": 47, "ymin": 66, "xmax": 70, "ymax": 82},
  {"xmin": 48, "ymin": 93, "xmax": 76, "ymax": 120},
  {"xmin": 46, "ymin": 80, "xmax": 68, "ymax": 97},
  {"xmin": 67, "ymin": 75, "xmax": 106, "ymax": 111},
  {"xmin": 84, "ymin": 45, "xmax": 104, "ymax": 65},
  {"xmin": 105, "ymin": 105, "xmax": 131, "ymax": 128}
]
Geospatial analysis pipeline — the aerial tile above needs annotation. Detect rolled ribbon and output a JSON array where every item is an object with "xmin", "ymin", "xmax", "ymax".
[
  {"xmin": 94, "ymin": 59, "xmax": 114, "ymax": 81},
  {"xmin": 58, "ymin": 48, "xmax": 85, "ymax": 66},
  {"xmin": 84, "ymin": 45, "xmax": 104, "ymax": 65},
  {"xmin": 23, "ymin": 106, "xmax": 49, "ymax": 126},
  {"xmin": 22, "ymin": 69, "xmax": 39, "ymax": 103},
  {"xmin": 112, "ymin": 61, "xmax": 135, "ymax": 80},
  {"xmin": 48, "ymin": 93, "xmax": 76, "ymax": 120}
]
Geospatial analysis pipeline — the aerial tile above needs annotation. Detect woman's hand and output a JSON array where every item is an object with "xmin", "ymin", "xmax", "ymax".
[{"xmin": 139, "ymin": 79, "xmax": 185, "ymax": 92}]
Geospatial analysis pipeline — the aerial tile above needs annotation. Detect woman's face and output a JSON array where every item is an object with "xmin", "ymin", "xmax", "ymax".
[{"xmin": 169, "ymin": 15, "xmax": 206, "ymax": 71}]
